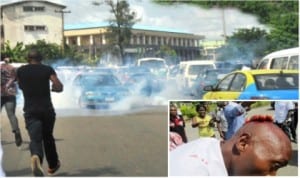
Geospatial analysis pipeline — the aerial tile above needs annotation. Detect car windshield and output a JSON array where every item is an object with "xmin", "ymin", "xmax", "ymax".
[
  {"xmin": 140, "ymin": 60, "xmax": 165, "ymax": 69},
  {"xmin": 254, "ymin": 73, "xmax": 298, "ymax": 90},
  {"xmin": 76, "ymin": 75, "xmax": 121, "ymax": 86},
  {"xmin": 188, "ymin": 65, "xmax": 214, "ymax": 75}
]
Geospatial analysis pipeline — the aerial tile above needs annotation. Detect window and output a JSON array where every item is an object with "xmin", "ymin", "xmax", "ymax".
[
  {"xmin": 270, "ymin": 57, "xmax": 288, "ymax": 69},
  {"xmin": 257, "ymin": 59, "xmax": 268, "ymax": 69},
  {"xmin": 34, "ymin": 7, "xmax": 45, "ymax": 11},
  {"xmin": 287, "ymin": 55, "xmax": 299, "ymax": 70},
  {"xmin": 230, "ymin": 74, "xmax": 246, "ymax": 91},
  {"xmin": 23, "ymin": 6, "xmax": 33, "ymax": 11},
  {"xmin": 254, "ymin": 74, "xmax": 298, "ymax": 90},
  {"xmin": 24, "ymin": 25, "xmax": 47, "ymax": 32},
  {"xmin": 216, "ymin": 74, "xmax": 235, "ymax": 91},
  {"xmin": 23, "ymin": 6, "xmax": 45, "ymax": 12}
]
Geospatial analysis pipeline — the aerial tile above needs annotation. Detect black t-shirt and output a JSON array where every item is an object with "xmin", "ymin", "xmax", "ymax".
[{"xmin": 17, "ymin": 64, "xmax": 56, "ymax": 113}]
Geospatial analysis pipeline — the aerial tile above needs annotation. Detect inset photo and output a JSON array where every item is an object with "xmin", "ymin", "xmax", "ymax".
[{"xmin": 169, "ymin": 100, "xmax": 298, "ymax": 176}]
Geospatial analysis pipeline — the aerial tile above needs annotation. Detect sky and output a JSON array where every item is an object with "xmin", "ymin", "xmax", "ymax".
[{"xmin": 1, "ymin": 0, "xmax": 268, "ymax": 40}]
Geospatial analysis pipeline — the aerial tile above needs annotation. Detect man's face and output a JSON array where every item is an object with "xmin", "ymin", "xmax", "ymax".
[{"xmin": 233, "ymin": 134, "xmax": 292, "ymax": 176}]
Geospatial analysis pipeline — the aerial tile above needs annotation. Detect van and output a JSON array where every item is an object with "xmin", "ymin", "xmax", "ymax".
[
  {"xmin": 136, "ymin": 57, "xmax": 168, "ymax": 77},
  {"xmin": 177, "ymin": 60, "xmax": 216, "ymax": 90},
  {"xmin": 256, "ymin": 47, "xmax": 299, "ymax": 70}
]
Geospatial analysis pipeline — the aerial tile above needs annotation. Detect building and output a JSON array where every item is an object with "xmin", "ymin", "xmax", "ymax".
[
  {"xmin": 0, "ymin": 0, "xmax": 66, "ymax": 47},
  {"xmin": 1, "ymin": 0, "xmax": 205, "ymax": 65},
  {"xmin": 64, "ymin": 22, "xmax": 205, "ymax": 64}
]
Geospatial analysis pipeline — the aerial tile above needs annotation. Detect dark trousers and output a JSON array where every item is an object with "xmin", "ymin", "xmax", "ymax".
[
  {"xmin": 1, "ymin": 96, "xmax": 20, "ymax": 133},
  {"xmin": 24, "ymin": 109, "xmax": 59, "ymax": 168},
  {"xmin": 291, "ymin": 110, "xmax": 298, "ymax": 140}
]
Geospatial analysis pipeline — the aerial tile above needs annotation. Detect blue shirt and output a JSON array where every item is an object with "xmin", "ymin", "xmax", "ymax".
[{"xmin": 223, "ymin": 102, "xmax": 246, "ymax": 140}]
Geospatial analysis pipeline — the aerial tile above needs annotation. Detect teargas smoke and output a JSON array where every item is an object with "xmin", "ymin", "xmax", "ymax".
[{"xmin": 46, "ymin": 57, "xmax": 188, "ymax": 115}]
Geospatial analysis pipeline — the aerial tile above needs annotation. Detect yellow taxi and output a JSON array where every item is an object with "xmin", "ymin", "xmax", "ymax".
[{"xmin": 202, "ymin": 69, "xmax": 298, "ymax": 100}]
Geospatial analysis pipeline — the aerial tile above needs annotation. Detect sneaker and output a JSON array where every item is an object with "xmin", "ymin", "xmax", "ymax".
[
  {"xmin": 48, "ymin": 160, "xmax": 61, "ymax": 175},
  {"xmin": 14, "ymin": 131, "xmax": 23, "ymax": 147},
  {"xmin": 31, "ymin": 155, "xmax": 44, "ymax": 177}
]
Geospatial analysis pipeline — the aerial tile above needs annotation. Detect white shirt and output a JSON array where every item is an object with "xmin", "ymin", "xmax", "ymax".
[
  {"xmin": 0, "ymin": 143, "xmax": 5, "ymax": 177},
  {"xmin": 274, "ymin": 101, "xmax": 294, "ymax": 123},
  {"xmin": 169, "ymin": 138, "xmax": 228, "ymax": 176}
]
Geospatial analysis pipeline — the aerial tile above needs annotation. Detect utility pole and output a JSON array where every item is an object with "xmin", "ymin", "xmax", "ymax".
[
  {"xmin": 55, "ymin": 9, "xmax": 71, "ymax": 55},
  {"xmin": 221, "ymin": 8, "xmax": 227, "ymax": 41}
]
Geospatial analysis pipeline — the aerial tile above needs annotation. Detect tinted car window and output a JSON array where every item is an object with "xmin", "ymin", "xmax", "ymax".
[
  {"xmin": 229, "ymin": 74, "xmax": 246, "ymax": 91},
  {"xmin": 254, "ymin": 74, "xmax": 298, "ymax": 90},
  {"xmin": 188, "ymin": 65, "xmax": 214, "ymax": 75},
  {"xmin": 257, "ymin": 59, "xmax": 269, "ymax": 69},
  {"xmin": 215, "ymin": 73, "xmax": 235, "ymax": 91},
  {"xmin": 270, "ymin": 57, "xmax": 288, "ymax": 69},
  {"xmin": 288, "ymin": 55, "xmax": 299, "ymax": 69}
]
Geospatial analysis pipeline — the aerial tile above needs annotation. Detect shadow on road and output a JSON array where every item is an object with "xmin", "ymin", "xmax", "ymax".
[
  {"xmin": 5, "ymin": 168, "xmax": 32, "ymax": 176},
  {"xmin": 56, "ymin": 167, "xmax": 122, "ymax": 176},
  {"xmin": 289, "ymin": 150, "xmax": 298, "ymax": 167}
]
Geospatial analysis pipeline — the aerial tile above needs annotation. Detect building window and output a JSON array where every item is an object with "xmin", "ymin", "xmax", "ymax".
[
  {"xmin": 24, "ymin": 25, "xmax": 46, "ymax": 32},
  {"xmin": 23, "ymin": 6, "xmax": 45, "ymax": 12},
  {"xmin": 145, "ymin": 36, "xmax": 149, "ymax": 45}
]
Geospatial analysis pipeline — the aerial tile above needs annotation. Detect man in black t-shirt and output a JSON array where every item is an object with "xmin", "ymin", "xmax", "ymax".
[{"xmin": 17, "ymin": 49, "xmax": 63, "ymax": 176}]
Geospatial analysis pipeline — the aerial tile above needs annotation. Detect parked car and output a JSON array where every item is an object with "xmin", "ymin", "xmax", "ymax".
[
  {"xmin": 202, "ymin": 69, "xmax": 299, "ymax": 100},
  {"xmin": 256, "ymin": 47, "xmax": 299, "ymax": 70},
  {"xmin": 73, "ymin": 73, "xmax": 130, "ymax": 109},
  {"xmin": 176, "ymin": 60, "xmax": 216, "ymax": 91},
  {"xmin": 136, "ymin": 57, "xmax": 168, "ymax": 78}
]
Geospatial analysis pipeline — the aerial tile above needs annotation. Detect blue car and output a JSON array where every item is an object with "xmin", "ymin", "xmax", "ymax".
[{"xmin": 73, "ymin": 73, "xmax": 130, "ymax": 109}]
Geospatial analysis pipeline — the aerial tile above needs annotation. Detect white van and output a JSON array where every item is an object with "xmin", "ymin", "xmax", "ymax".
[
  {"xmin": 177, "ymin": 60, "xmax": 216, "ymax": 90},
  {"xmin": 256, "ymin": 47, "xmax": 299, "ymax": 70},
  {"xmin": 136, "ymin": 57, "xmax": 168, "ymax": 77}
]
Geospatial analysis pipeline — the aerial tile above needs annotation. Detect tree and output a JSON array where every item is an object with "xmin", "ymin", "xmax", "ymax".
[
  {"xmin": 155, "ymin": 45, "xmax": 178, "ymax": 65},
  {"xmin": 2, "ymin": 41, "xmax": 26, "ymax": 62},
  {"xmin": 155, "ymin": 1, "xmax": 298, "ymax": 51},
  {"xmin": 25, "ymin": 40, "xmax": 62, "ymax": 63},
  {"xmin": 94, "ymin": 0, "xmax": 139, "ymax": 65},
  {"xmin": 217, "ymin": 27, "xmax": 269, "ymax": 66}
]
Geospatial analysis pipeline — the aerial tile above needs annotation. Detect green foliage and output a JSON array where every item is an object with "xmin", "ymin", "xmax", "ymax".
[
  {"xmin": 179, "ymin": 104, "xmax": 197, "ymax": 120},
  {"xmin": 217, "ymin": 27, "xmax": 269, "ymax": 63},
  {"xmin": 25, "ymin": 40, "xmax": 62, "ymax": 62},
  {"xmin": 156, "ymin": 45, "xmax": 177, "ymax": 58},
  {"xmin": 2, "ymin": 41, "xmax": 26, "ymax": 62},
  {"xmin": 102, "ymin": 0, "xmax": 139, "ymax": 65},
  {"xmin": 157, "ymin": 1, "xmax": 298, "ymax": 55}
]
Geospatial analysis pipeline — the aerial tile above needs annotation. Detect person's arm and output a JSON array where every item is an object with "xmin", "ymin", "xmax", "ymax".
[
  {"xmin": 50, "ymin": 74, "xmax": 63, "ymax": 92},
  {"xmin": 191, "ymin": 116, "xmax": 199, "ymax": 128}
]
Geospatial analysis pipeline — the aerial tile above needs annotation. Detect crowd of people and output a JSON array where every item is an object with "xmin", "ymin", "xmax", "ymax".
[{"xmin": 169, "ymin": 101, "xmax": 297, "ymax": 176}]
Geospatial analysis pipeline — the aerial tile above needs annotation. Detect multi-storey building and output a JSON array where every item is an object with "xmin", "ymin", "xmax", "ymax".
[
  {"xmin": 1, "ymin": 0, "xmax": 205, "ymax": 64},
  {"xmin": 64, "ymin": 23, "xmax": 205, "ymax": 63},
  {"xmin": 0, "ymin": 0, "xmax": 66, "ymax": 47}
]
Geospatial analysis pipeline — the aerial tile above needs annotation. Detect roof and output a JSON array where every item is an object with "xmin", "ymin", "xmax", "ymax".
[
  {"xmin": 237, "ymin": 69, "xmax": 299, "ymax": 75},
  {"xmin": 64, "ymin": 22, "xmax": 193, "ymax": 35},
  {"xmin": 263, "ymin": 47, "xmax": 299, "ymax": 59},
  {"xmin": 1, "ymin": 0, "xmax": 66, "ymax": 9}
]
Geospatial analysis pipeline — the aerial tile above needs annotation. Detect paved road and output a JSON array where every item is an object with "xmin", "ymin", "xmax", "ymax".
[
  {"xmin": 1, "ymin": 106, "xmax": 168, "ymax": 177},
  {"xmin": 184, "ymin": 105, "xmax": 298, "ymax": 176}
]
